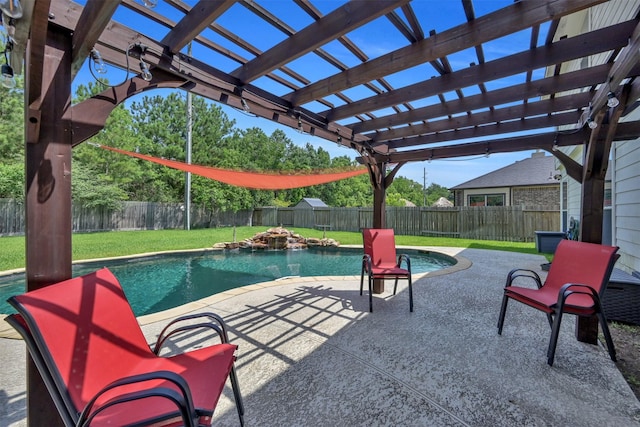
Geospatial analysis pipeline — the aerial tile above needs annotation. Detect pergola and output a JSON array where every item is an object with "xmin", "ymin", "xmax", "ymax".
[{"xmin": 3, "ymin": 0, "xmax": 640, "ymax": 424}]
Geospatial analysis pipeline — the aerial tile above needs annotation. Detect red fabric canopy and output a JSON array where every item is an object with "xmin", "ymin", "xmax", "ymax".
[{"xmin": 99, "ymin": 145, "xmax": 368, "ymax": 190}]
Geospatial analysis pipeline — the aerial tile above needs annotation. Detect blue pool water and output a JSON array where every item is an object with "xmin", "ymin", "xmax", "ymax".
[{"xmin": 0, "ymin": 247, "xmax": 455, "ymax": 316}]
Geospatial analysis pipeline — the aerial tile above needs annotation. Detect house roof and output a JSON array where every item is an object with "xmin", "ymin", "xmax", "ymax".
[
  {"xmin": 450, "ymin": 152, "xmax": 558, "ymax": 190},
  {"xmin": 432, "ymin": 197, "xmax": 454, "ymax": 207},
  {"xmin": 297, "ymin": 198, "xmax": 328, "ymax": 208}
]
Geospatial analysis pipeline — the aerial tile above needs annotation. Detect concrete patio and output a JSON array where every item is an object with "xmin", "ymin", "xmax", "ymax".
[{"xmin": 1, "ymin": 247, "xmax": 639, "ymax": 426}]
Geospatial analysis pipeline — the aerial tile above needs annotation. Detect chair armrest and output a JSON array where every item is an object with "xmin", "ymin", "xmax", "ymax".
[
  {"xmin": 505, "ymin": 268, "xmax": 542, "ymax": 288},
  {"xmin": 77, "ymin": 370, "xmax": 197, "ymax": 427},
  {"xmin": 557, "ymin": 283, "xmax": 601, "ymax": 306},
  {"xmin": 362, "ymin": 254, "xmax": 373, "ymax": 273},
  {"xmin": 397, "ymin": 254, "xmax": 411, "ymax": 272},
  {"xmin": 153, "ymin": 312, "xmax": 231, "ymax": 355}
]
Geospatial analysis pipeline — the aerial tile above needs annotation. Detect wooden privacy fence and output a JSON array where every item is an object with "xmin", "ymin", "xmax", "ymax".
[
  {"xmin": 253, "ymin": 205, "xmax": 560, "ymax": 242},
  {"xmin": 1, "ymin": 199, "xmax": 559, "ymax": 242},
  {"xmin": 0, "ymin": 199, "xmax": 252, "ymax": 235}
]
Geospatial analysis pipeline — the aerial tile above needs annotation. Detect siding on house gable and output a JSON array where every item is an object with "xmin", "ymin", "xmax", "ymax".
[
  {"xmin": 613, "ymin": 139, "xmax": 640, "ymax": 272},
  {"xmin": 593, "ymin": 1, "xmax": 640, "ymax": 272},
  {"xmin": 590, "ymin": 1, "xmax": 640, "ymax": 66},
  {"xmin": 556, "ymin": 0, "xmax": 640, "ymax": 273}
]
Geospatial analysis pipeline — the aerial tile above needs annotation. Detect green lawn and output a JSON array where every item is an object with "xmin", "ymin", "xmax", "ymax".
[{"xmin": 0, "ymin": 227, "xmax": 543, "ymax": 272}]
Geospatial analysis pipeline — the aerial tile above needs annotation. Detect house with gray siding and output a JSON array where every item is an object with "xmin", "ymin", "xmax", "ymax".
[
  {"xmin": 552, "ymin": 0, "xmax": 640, "ymax": 274},
  {"xmin": 451, "ymin": 152, "xmax": 560, "ymax": 208}
]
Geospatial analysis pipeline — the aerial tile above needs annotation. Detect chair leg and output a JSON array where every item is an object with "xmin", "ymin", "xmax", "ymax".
[
  {"xmin": 408, "ymin": 276, "xmax": 413, "ymax": 312},
  {"xmin": 597, "ymin": 313, "xmax": 617, "ymax": 362},
  {"xmin": 545, "ymin": 313, "xmax": 554, "ymax": 329},
  {"xmin": 360, "ymin": 268, "xmax": 365, "ymax": 296},
  {"xmin": 229, "ymin": 365, "xmax": 245, "ymax": 426},
  {"xmin": 393, "ymin": 278, "xmax": 398, "ymax": 295},
  {"xmin": 547, "ymin": 308, "xmax": 564, "ymax": 366},
  {"xmin": 497, "ymin": 294, "xmax": 509, "ymax": 334},
  {"xmin": 368, "ymin": 275, "xmax": 373, "ymax": 312}
]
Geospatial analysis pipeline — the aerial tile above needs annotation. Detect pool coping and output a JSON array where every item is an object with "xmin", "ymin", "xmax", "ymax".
[{"xmin": 0, "ymin": 246, "xmax": 471, "ymax": 340}]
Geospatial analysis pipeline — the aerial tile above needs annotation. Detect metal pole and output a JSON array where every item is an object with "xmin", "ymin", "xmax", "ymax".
[
  {"xmin": 185, "ymin": 43, "xmax": 192, "ymax": 230},
  {"xmin": 423, "ymin": 167, "xmax": 427, "ymax": 207}
]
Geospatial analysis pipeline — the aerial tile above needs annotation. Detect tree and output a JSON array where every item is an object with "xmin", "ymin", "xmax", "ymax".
[
  {"xmin": 71, "ymin": 162, "xmax": 127, "ymax": 209},
  {"xmin": 386, "ymin": 192, "xmax": 407, "ymax": 207},
  {"xmin": 0, "ymin": 52, "xmax": 24, "ymax": 199},
  {"xmin": 72, "ymin": 82, "xmax": 164, "ymax": 203},
  {"xmin": 425, "ymin": 183, "xmax": 452, "ymax": 206},
  {"xmin": 0, "ymin": 77, "xmax": 451, "ymax": 211},
  {"xmin": 388, "ymin": 177, "xmax": 424, "ymax": 206},
  {"xmin": 0, "ymin": 63, "xmax": 24, "ymax": 164},
  {"xmin": 0, "ymin": 162, "xmax": 24, "ymax": 199}
]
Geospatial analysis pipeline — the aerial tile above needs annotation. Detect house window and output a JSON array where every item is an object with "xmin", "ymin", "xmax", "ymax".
[
  {"xmin": 604, "ymin": 187, "xmax": 611, "ymax": 208},
  {"xmin": 468, "ymin": 194, "xmax": 505, "ymax": 206}
]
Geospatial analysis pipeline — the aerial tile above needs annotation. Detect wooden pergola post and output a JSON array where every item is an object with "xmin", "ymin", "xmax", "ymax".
[
  {"xmin": 366, "ymin": 160, "xmax": 406, "ymax": 293},
  {"xmin": 370, "ymin": 161, "xmax": 387, "ymax": 230},
  {"xmin": 24, "ymin": 24, "xmax": 73, "ymax": 426},
  {"xmin": 575, "ymin": 89, "xmax": 627, "ymax": 343}
]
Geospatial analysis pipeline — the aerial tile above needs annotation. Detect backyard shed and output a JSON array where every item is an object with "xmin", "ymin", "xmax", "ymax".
[{"xmin": 294, "ymin": 198, "xmax": 329, "ymax": 209}]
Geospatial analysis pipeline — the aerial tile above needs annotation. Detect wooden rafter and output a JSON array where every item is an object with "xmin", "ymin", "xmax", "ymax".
[
  {"xmin": 333, "ymin": 19, "xmax": 635, "ymax": 124},
  {"xmin": 230, "ymin": 0, "xmax": 409, "ymax": 83},
  {"xmin": 70, "ymin": 0, "xmax": 119, "ymax": 76},
  {"xmin": 161, "ymin": 0, "xmax": 235, "ymax": 54},
  {"xmin": 284, "ymin": 0, "xmax": 606, "ymax": 106},
  {"xmin": 366, "ymin": 63, "xmax": 625, "ymax": 145}
]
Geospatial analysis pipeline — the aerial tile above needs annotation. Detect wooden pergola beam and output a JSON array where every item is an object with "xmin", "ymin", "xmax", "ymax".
[
  {"xmin": 588, "ymin": 19, "xmax": 640, "ymax": 117},
  {"xmin": 230, "ymin": 0, "xmax": 409, "ymax": 83},
  {"xmin": 369, "ymin": 94, "xmax": 590, "ymax": 143},
  {"xmin": 342, "ymin": 20, "xmax": 635, "ymax": 128},
  {"xmin": 70, "ymin": 0, "xmax": 119, "ymax": 77},
  {"xmin": 285, "ymin": 0, "xmax": 606, "ymax": 106},
  {"xmin": 369, "ymin": 63, "xmax": 618, "ymax": 149},
  {"xmin": 161, "ymin": 0, "xmax": 235, "ymax": 54}
]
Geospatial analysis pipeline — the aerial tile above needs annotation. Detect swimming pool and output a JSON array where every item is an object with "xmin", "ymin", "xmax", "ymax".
[{"xmin": 0, "ymin": 247, "xmax": 455, "ymax": 316}]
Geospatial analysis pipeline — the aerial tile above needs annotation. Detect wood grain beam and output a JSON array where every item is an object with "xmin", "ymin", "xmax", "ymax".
[
  {"xmin": 336, "ymin": 19, "xmax": 635, "ymax": 125},
  {"xmin": 373, "ymin": 111, "xmax": 579, "ymax": 153},
  {"xmin": 285, "ymin": 0, "xmax": 606, "ymax": 106},
  {"xmin": 375, "ymin": 129, "xmax": 589, "ymax": 163},
  {"xmin": 369, "ymin": 92, "xmax": 590, "ymax": 143},
  {"xmin": 70, "ymin": 0, "xmax": 119, "ymax": 77},
  {"xmin": 588, "ymin": 19, "xmax": 640, "ymax": 118},
  {"xmin": 293, "ymin": 0, "xmax": 370, "ymax": 62},
  {"xmin": 361, "ymin": 119, "xmax": 640, "ymax": 164},
  {"xmin": 161, "ymin": 0, "xmax": 235, "ymax": 54},
  {"xmin": 47, "ymin": 2, "xmax": 374, "ymax": 150},
  {"xmin": 66, "ymin": 70, "xmax": 188, "ymax": 146},
  {"xmin": 26, "ymin": 0, "xmax": 52, "ymax": 108},
  {"xmin": 551, "ymin": 149, "xmax": 583, "ymax": 183},
  {"xmin": 230, "ymin": 0, "xmax": 409, "ymax": 83},
  {"xmin": 584, "ymin": 84, "xmax": 630, "ymax": 180},
  {"xmin": 386, "ymin": 10, "xmax": 418, "ymax": 43},
  {"xmin": 401, "ymin": 4, "xmax": 423, "ymax": 40},
  {"xmin": 365, "ymin": 63, "xmax": 617, "ymax": 145},
  {"xmin": 98, "ymin": 1, "xmax": 316, "ymax": 96}
]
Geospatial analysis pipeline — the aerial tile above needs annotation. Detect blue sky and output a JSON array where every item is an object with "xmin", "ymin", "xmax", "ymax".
[{"xmin": 74, "ymin": 0, "xmax": 551, "ymax": 189}]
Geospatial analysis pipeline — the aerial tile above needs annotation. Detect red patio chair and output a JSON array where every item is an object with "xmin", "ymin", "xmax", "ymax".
[
  {"xmin": 497, "ymin": 239, "xmax": 619, "ymax": 366},
  {"xmin": 5, "ymin": 267, "xmax": 244, "ymax": 426},
  {"xmin": 361, "ymin": 228, "xmax": 413, "ymax": 312}
]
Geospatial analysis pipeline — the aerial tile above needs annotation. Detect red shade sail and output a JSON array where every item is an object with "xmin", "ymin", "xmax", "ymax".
[{"xmin": 98, "ymin": 145, "xmax": 368, "ymax": 190}]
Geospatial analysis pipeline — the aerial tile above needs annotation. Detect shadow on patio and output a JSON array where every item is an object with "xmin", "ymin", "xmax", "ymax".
[{"xmin": 2, "ymin": 248, "xmax": 639, "ymax": 426}]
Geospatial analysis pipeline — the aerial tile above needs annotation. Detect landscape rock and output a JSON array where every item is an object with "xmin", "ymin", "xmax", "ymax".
[{"xmin": 217, "ymin": 227, "xmax": 339, "ymax": 250}]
